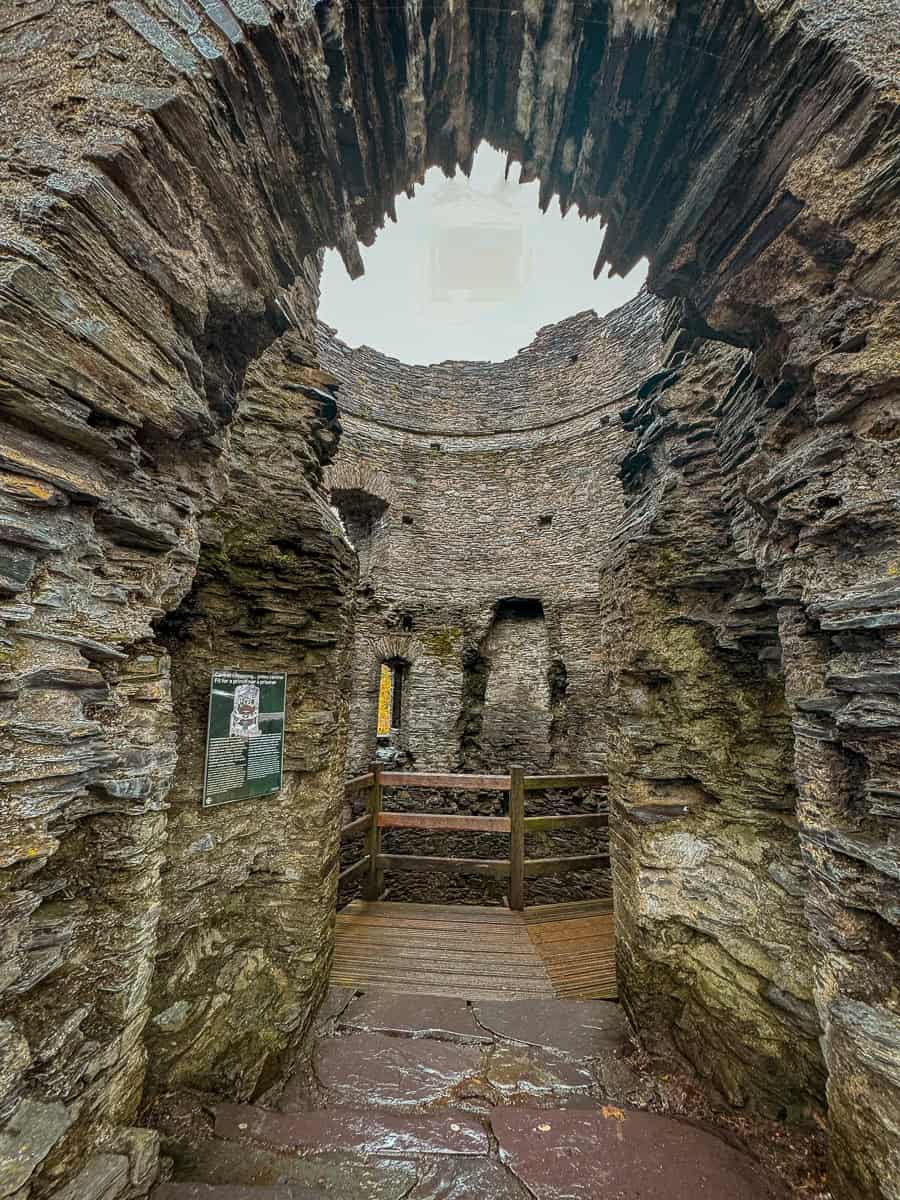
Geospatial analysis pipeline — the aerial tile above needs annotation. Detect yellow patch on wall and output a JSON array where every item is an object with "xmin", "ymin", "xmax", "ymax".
[{"xmin": 377, "ymin": 664, "xmax": 392, "ymax": 735}]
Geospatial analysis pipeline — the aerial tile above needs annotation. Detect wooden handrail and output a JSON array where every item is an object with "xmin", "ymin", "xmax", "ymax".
[
  {"xmin": 379, "ymin": 771, "xmax": 510, "ymax": 791},
  {"xmin": 508, "ymin": 764, "xmax": 525, "ymax": 911},
  {"xmin": 339, "ymin": 764, "xmax": 610, "ymax": 907},
  {"xmin": 523, "ymin": 773, "xmax": 608, "ymax": 791},
  {"xmin": 523, "ymin": 813, "xmax": 607, "ymax": 833},
  {"xmin": 525, "ymin": 853, "xmax": 610, "ymax": 877},
  {"xmin": 344, "ymin": 770, "xmax": 606, "ymax": 793},
  {"xmin": 378, "ymin": 812, "xmax": 511, "ymax": 833},
  {"xmin": 345, "ymin": 772, "xmax": 374, "ymax": 795},
  {"xmin": 338, "ymin": 856, "xmax": 370, "ymax": 886},
  {"xmin": 341, "ymin": 814, "xmax": 372, "ymax": 839},
  {"xmin": 376, "ymin": 853, "xmax": 509, "ymax": 877},
  {"xmin": 364, "ymin": 760, "xmax": 383, "ymax": 901}
]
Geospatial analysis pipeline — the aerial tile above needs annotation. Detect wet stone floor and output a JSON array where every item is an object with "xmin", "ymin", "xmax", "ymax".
[{"xmin": 152, "ymin": 989, "xmax": 796, "ymax": 1200}]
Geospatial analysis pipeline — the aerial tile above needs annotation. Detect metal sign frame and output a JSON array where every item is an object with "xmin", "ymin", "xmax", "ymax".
[{"xmin": 202, "ymin": 669, "xmax": 287, "ymax": 807}]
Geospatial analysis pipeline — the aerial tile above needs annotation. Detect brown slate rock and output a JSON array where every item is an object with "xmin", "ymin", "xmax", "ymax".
[
  {"xmin": 405, "ymin": 1157, "xmax": 530, "ymax": 1199},
  {"xmin": 162, "ymin": 1136, "xmax": 416, "ymax": 1199},
  {"xmin": 39, "ymin": 1152, "xmax": 129, "ymax": 1200},
  {"xmin": 314, "ymin": 988, "xmax": 356, "ymax": 1036},
  {"xmin": 473, "ymin": 998, "xmax": 630, "ymax": 1059},
  {"xmin": 215, "ymin": 1103, "xmax": 489, "ymax": 1156},
  {"xmin": 490, "ymin": 1107, "xmax": 789, "ymax": 1200},
  {"xmin": 483, "ymin": 1043, "xmax": 594, "ymax": 1102},
  {"xmin": 336, "ymin": 993, "xmax": 491, "ymax": 1043},
  {"xmin": 314, "ymin": 1033, "xmax": 482, "ymax": 1110},
  {"xmin": 154, "ymin": 1188, "xmax": 294, "ymax": 1199}
]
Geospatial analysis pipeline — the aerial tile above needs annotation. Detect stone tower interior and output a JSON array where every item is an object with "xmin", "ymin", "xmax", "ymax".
[{"xmin": 1, "ymin": 1, "xmax": 899, "ymax": 1198}]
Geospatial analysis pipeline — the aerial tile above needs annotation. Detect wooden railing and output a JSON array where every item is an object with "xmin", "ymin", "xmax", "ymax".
[{"xmin": 339, "ymin": 763, "xmax": 609, "ymax": 911}]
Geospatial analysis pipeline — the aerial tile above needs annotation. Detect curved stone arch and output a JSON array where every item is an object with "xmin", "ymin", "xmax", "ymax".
[
  {"xmin": 363, "ymin": 635, "xmax": 423, "ymax": 761},
  {"xmin": 326, "ymin": 461, "xmax": 397, "ymax": 521},
  {"xmin": 366, "ymin": 634, "xmax": 424, "ymax": 684},
  {"xmin": 0, "ymin": 2, "xmax": 897, "ymax": 1197},
  {"xmin": 3, "ymin": 0, "xmax": 881, "ymax": 398}
]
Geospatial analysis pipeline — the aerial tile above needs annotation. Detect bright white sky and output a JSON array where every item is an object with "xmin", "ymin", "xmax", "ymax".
[{"xmin": 319, "ymin": 144, "xmax": 647, "ymax": 365}]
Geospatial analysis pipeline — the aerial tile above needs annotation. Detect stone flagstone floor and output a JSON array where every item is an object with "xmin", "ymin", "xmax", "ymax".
[{"xmin": 150, "ymin": 989, "xmax": 810, "ymax": 1199}]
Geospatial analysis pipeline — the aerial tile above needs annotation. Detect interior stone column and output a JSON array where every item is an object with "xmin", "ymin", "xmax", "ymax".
[
  {"xmin": 147, "ymin": 326, "xmax": 357, "ymax": 1099},
  {"xmin": 606, "ymin": 346, "xmax": 824, "ymax": 1117}
]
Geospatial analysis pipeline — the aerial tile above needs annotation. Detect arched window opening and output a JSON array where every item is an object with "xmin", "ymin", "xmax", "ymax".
[{"xmin": 376, "ymin": 658, "xmax": 407, "ymax": 750}]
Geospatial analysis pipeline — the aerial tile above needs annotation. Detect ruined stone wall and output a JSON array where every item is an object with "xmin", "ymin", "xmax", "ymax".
[
  {"xmin": 149, "ymin": 308, "xmax": 356, "ymax": 1102},
  {"xmin": 322, "ymin": 292, "xmax": 664, "ymax": 775},
  {"xmin": 0, "ymin": 1, "xmax": 897, "ymax": 1197},
  {"xmin": 0, "ymin": 234, "xmax": 353, "ymax": 1198},
  {"xmin": 604, "ymin": 343, "xmax": 823, "ymax": 1122}
]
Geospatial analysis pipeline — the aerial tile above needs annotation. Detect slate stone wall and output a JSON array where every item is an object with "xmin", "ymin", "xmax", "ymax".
[
  {"xmin": 322, "ymin": 291, "xmax": 664, "ymax": 776},
  {"xmin": 0, "ymin": 1, "xmax": 897, "ymax": 1197},
  {"xmin": 149, "ymin": 312, "xmax": 356, "ymax": 1102}
]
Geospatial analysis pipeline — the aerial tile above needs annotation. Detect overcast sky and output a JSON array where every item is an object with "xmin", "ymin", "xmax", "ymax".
[{"xmin": 318, "ymin": 144, "xmax": 647, "ymax": 365}]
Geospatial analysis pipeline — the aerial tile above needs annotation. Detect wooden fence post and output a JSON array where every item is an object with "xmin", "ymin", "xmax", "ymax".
[
  {"xmin": 509, "ymin": 764, "xmax": 525, "ymax": 911},
  {"xmin": 363, "ymin": 760, "xmax": 383, "ymax": 901}
]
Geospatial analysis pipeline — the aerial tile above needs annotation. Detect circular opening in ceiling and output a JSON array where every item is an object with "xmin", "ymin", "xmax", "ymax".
[{"xmin": 318, "ymin": 143, "xmax": 648, "ymax": 366}]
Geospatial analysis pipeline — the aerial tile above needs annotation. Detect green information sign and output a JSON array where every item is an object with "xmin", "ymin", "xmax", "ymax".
[{"xmin": 203, "ymin": 670, "xmax": 286, "ymax": 807}]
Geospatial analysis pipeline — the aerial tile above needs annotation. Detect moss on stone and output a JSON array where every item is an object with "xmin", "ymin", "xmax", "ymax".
[{"xmin": 422, "ymin": 627, "xmax": 462, "ymax": 664}]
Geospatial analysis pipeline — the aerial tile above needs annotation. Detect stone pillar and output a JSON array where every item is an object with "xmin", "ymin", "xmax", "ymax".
[
  {"xmin": 146, "ymin": 331, "xmax": 356, "ymax": 1099},
  {"xmin": 606, "ymin": 347, "xmax": 824, "ymax": 1117},
  {"xmin": 730, "ymin": 323, "xmax": 900, "ymax": 1200}
]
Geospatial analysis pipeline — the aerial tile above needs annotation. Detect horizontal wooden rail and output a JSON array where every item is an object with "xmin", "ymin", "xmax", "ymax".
[
  {"xmin": 340, "ymin": 765, "xmax": 611, "ymax": 908},
  {"xmin": 525, "ymin": 853, "xmax": 610, "ymax": 878},
  {"xmin": 345, "ymin": 773, "xmax": 374, "ymax": 796},
  {"xmin": 523, "ymin": 813, "xmax": 608, "ymax": 833},
  {"xmin": 378, "ymin": 812, "xmax": 511, "ymax": 833},
  {"xmin": 340, "ymin": 814, "xmax": 372, "ymax": 840},
  {"xmin": 338, "ymin": 856, "xmax": 370, "ymax": 886},
  {"xmin": 379, "ymin": 771, "xmax": 510, "ymax": 791},
  {"xmin": 523, "ymin": 773, "xmax": 609, "ymax": 791},
  {"xmin": 376, "ymin": 853, "xmax": 510, "ymax": 878}
]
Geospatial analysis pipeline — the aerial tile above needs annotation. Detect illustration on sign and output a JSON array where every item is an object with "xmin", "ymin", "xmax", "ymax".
[
  {"xmin": 230, "ymin": 682, "xmax": 262, "ymax": 738},
  {"xmin": 203, "ymin": 670, "xmax": 286, "ymax": 807}
]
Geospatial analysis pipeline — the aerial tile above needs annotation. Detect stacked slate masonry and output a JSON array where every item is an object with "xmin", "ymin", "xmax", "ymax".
[
  {"xmin": 0, "ymin": 1, "xmax": 897, "ymax": 1198},
  {"xmin": 322, "ymin": 291, "xmax": 665, "ymax": 777}
]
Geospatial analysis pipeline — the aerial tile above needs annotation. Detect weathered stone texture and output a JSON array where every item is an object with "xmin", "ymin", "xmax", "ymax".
[
  {"xmin": 0, "ymin": 1, "xmax": 896, "ymax": 1198},
  {"xmin": 321, "ymin": 294, "xmax": 663, "ymax": 775},
  {"xmin": 149, "ymin": 307, "xmax": 356, "ymax": 1100},
  {"xmin": 605, "ymin": 346, "xmax": 824, "ymax": 1118}
]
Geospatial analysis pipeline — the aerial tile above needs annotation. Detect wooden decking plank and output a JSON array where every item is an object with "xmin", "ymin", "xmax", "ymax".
[
  {"xmin": 331, "ymin": 969, "xmax": 552, "ymax": 992},
  {"xmin": 333, "ymin": 957, "xmax": 542, "ymax": 975},
  {"xmin": 527, "ymin": 918, "xmax": 614, "ymax": 942},
  {"xmin": 523, "ymin": 899, "xmax": 613, "ymax": 922},
  {"xmin": 344, "ymin": 899, "xmax": 517, "ymax": 915},
  {"xmin": 332, "ymin": 933, "xmax": 528, "ymax": 948},
  {"xmin": 541, "ymin": 964, "xmax": 616, "ymax": 979},
  {"xmin": 331, "ymin": 897, "xmax": 614, "ymax": 1000},
  {"xmin": 334, "ymin": 931, "xmax": 536, "ymax": 953},
  {"xmin": 335, "ymin": 940, "xmax": 538, "ymax": 960},
  {"xmin": 349, "ymin": 901, "xmax": 523, "ymax": 923},
  {"xmin": 537, "ymin": 941, "xmax": 617, "ymax": 958},
  {"xmin": 329, "ymin": 980, "xmax": 551, "ymax": 1001},
  {"xmin": 335, "ymin": 916, "xmax": 531, "ymax": 936},
  {"xmin": 336, "ymin": 914, "xmax": 529, "ymax": 935}
]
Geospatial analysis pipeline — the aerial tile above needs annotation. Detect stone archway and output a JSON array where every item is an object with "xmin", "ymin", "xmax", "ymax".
[{"xmin": 0, "ymin": 3, "xmax": 897, "ymax": 1198}]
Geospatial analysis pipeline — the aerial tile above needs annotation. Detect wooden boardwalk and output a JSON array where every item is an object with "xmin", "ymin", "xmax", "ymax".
[{"xmin": 331, "ymin": 898, "xmax": 616, "ymax": 1001}]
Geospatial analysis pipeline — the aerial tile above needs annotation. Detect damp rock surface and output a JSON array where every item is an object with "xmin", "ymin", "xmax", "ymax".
[
  {"xmin": 214, "ymin": 1103, "xmax": 490, "ymax": 1157},
  {"xmin": 490, "ymin": 1106, "xmax": 790, "ymax": 1200},
  {"xmin": 0, "ymin": 0, "xmax": 897, "ymax": 1195},
  {"xmin": 336, "ymin": 993, "xmax": 491, "ymax": 1044},
  {"xmin": 159, "ymin": 988, "xmax": 798, "ymax": 1200},
  {"xmin": 314, "ymin": 1032, "xmax": 483, "ymax": 1110},
  {"xmin": 473, "ymin": 997, "xmax": 631, "ymax": 1058}
]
